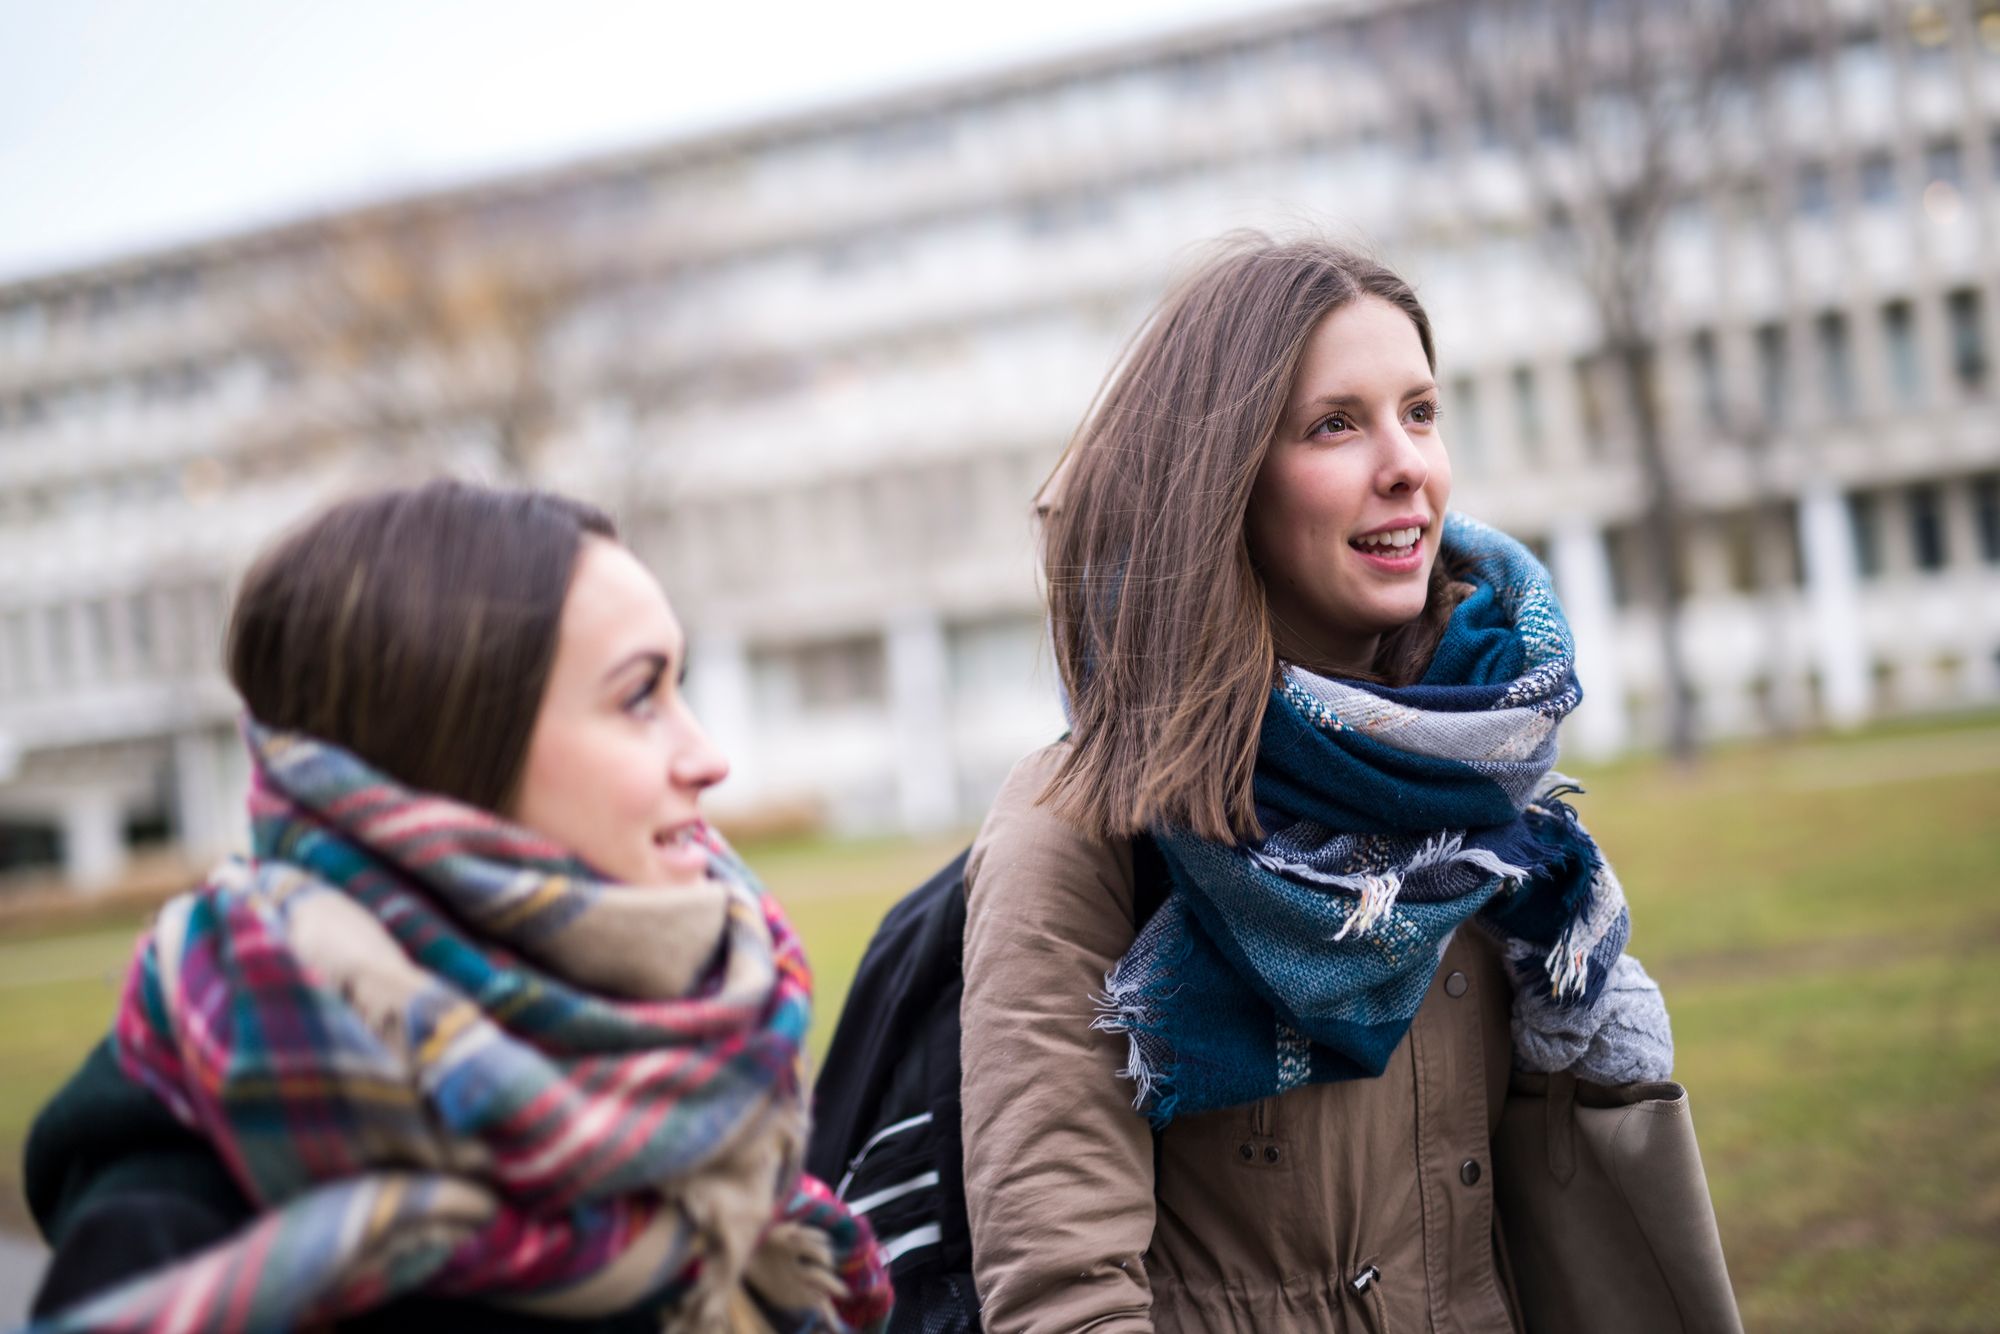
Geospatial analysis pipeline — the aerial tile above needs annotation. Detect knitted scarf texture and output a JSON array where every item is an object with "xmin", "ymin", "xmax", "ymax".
[
  {"xmin": 32, "ymin": 724, "xmax": 892, "ymax": 1334},
  {"xmin": 1096, "ymin": 513, "xmax": 1672, "ymax": 1125}
]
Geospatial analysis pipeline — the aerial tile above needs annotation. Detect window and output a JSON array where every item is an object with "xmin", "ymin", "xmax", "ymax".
[
  {"xmin": 1946, "ymin": 288, "xmax": 1987, "ymax": 392},
  {"xmin": 1907, "ymin": 485, "xmax": 1947, "ymax": 571},
  {"xmin": 1779, "ymin": 501, "xmax": 1807, "ymax": 587},
  {"xmin": 129, "ymin": 593, "xmax": 155, "ymax": 671},
  {"xmin": 0, "ymin": 612, "xmax": 26, "ymax": 694},
  {"xmin": 1414, "ymin": 107, "xmax": 1443, "ymax": 159},
  {"xmin": 1471, "ymin": 89, "xmax": 1503, "ymax": 150},
  {"xmin": 1532, "ymin": 85, "xmax": 1571, "ymax": 143},
  {"xmin": 1449, "ymin": 374, "xmax": 1485, "ymax": 472},
  {"xmin": 789, "ymin": 636, "xmax": 887, "ymax": 711},
  {"xmin": 947, "ymin": 616, "xmax": 1042, "ymax": 697},
  {"xmin": 1835, "ymin": 33, "xmax": 1891, "ymax": 105},
  {"xmin": 1511, "ymin": 365, "xmax": 1543, "ymax": 458},
  {"xmin": 1572, "ymin": 356, "xmax": 1606, "ymax": 453},
  {"xmin": 1925, "ymin": 139, "xmax": 1965, "ymax": 189},
  {"xmin": 1796, "ymin": 162, "xmax": 1833, "ymax": 219},
  {"xmin": 1974, "ymin": 474, "xmax": 2000, "ymax": 563},
  {"xmin": 43, "ymin": 606, "xmax": 71, "ymax": 680},
  {"xmin": 1816, "ymin": 311, "xmax": 1857, "ymax": 413},
  {"xmin": 1754, "ymin": 322, "xmax": 1789, "ymax": 426},
  {"xmin": 1882, "ymin": 300, "xmax": 1923, "ymax": 405},
  {"xmin": 1691, "ymin": 329, "xmax": 1726, "ymax": 427},
  {"xmin": 1858, "ymin": 152, "xmax": 1898, "ymax": 207},
  {"xmin": 1605, "ymin": 523, "xmax": 1654, "ymax": 608},
  {"xmin": 1848, "ymin": 492, "xmax": 1882, "ymax": 578}
]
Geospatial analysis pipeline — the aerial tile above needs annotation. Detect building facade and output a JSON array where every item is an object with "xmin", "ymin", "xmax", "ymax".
[{"xmin": 3, "ymin": 0, "xmax": 1998, "ymax": 890}]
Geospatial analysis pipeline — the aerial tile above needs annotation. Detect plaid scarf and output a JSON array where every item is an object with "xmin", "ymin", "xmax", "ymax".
[
  {"xmin": 33, "ymin": 724, "xmax": 891, "ymax": 1333},
  {"xmin": 1097, "ymin": 514, "xmax": 1658, "ymax": 1124}
]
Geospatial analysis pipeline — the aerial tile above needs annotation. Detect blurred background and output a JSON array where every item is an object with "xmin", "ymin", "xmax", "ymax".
[{"xmin": 1, "ymin": 0, "xmax": 1996, "ymax": 1329}]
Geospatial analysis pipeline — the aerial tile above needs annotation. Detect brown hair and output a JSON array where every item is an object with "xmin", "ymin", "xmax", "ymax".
[
  {"xmin": 227, "ymin": 478, "xmax": 616, "ymax": 811},
  {"xmin": 1042, "ymin": 234, "xmax": 1460, "ymax": 845}
]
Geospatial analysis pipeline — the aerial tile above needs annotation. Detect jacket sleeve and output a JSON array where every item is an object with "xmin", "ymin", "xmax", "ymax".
[{"xmin": 960, "ymin": 745, "xmax": 1156, "ymax": 1334}]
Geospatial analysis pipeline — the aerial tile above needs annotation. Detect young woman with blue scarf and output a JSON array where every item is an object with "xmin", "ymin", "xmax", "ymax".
[{"xmin": 958, "ymin": 237, "xmax": 1676, "ymax": 1332}]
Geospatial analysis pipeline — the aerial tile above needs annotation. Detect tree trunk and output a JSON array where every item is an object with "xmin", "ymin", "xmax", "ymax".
[{"xmin": 1616, "ymin": 336, "xmax": 1699, "ymax": 764}]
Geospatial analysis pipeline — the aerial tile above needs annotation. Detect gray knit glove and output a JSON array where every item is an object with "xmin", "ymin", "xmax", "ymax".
[{"xmin": 1512, "ymin": 952, "xmax": 1674, "ymax": 1084}]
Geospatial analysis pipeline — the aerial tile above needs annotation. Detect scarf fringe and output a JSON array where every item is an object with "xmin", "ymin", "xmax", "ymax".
[
  {"xmin": 1252, "ymin": 832, "xmax": 1533, "ymax": 942},
  {"xmin": 1091, "ymin": 912, "xmax": 1196, "ymax": 1127}
]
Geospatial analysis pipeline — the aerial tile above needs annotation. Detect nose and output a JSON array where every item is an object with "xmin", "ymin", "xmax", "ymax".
[
  {"xmin": 1377, "ymin": 421, "xmax": 1429, "ymax": 497},
  {"xmin": 670, "ymin": 703, "xmax": 730, "ymax": 793}
]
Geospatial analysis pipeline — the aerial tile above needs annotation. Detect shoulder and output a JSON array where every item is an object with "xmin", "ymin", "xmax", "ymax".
[
  {"xmin": 26, "ymin": 1037, "xmax": 248, "ymax": 1248},
  {"xmin": 968, "ymin": 743, "xmax": 1125, "ymax": 889},
  {"xmin": 965, "ymin": 741, "xmax": 1135, "ymax": 944}
]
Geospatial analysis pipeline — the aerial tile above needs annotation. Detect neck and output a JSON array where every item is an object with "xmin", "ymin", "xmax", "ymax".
[{"xmin": 1270, "ymin": 620, "xmax": 1381, "ymax": 680}]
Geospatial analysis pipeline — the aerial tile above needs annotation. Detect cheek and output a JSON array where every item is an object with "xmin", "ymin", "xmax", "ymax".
[
  {"xmin": 517, "ymin": 723, "xmax": 658, "ymax": 845},
  {"xmin": 1427, "ymin": 444, "xmax": 1454, "ymax": 508}
]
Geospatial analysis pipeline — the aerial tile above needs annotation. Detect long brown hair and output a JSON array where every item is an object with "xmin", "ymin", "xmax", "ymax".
[
  {"xmin": 1042, "ymin": 234, "xmax": 1459, "ymax": 845},
  {"xmin": 227, "ymin": 478, "xmax": 616, "ymax": 811}
]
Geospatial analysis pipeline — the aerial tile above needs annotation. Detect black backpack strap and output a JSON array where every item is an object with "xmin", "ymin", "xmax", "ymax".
[{"xmin": 1129, "ymin": 830, "xmax": 1172, "ymax": 931}]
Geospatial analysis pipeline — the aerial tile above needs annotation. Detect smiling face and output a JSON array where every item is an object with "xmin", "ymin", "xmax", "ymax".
[
  {"xmin": 1246, "ymin": 295, "xmax": 1452, "ymax": 676},
  {"xmin": 510, "ymin": 538, "xmax": 728, "ymax": 885}
]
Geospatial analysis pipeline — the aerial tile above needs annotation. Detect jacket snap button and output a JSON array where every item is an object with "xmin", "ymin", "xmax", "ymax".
[
  {"xmin": 1460, "ymin": 1158, "xmax": 1482, "ymax": 1186},
  {"xmin": 1444, "ymin": 970, "xmax": 1468, "ymax": 997},
  {"xmin": 1264, "ymin": 1145, "xmax": 1281, "ymax": 1164},
  {"xmin": 1239, "ymin": 1143, "xmax": 1254, "ymax": 1161}
]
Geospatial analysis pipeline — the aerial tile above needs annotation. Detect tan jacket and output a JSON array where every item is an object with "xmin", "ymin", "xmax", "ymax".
[{"xmin": 962, "ymin": 744, "xmax": 1526, "ymax": 1334}]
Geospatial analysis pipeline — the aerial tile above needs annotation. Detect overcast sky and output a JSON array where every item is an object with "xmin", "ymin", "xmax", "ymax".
[{"xmin": 0, "ymin": 0, "xmax": 1291, "ymax": 284}]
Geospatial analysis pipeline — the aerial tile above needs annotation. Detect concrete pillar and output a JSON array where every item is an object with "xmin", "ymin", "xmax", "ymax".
[
  {"xmin": 1550, "ymin": 520, "xmax": 1629, "ymax": 761},
  {"xmin": 60, "ymin": 789, "xmax": 126, "ymax": 893},
  {"xmin": 886, "ymin": 609, "xmax": 958, "ymax": 832},
  {"xmin": 1799, "ymin": 481, "xmax": 1871, "ymax": 729},
  {"xmin": 172, "ymin": 728, "xmax": 233, "ymax": 863},
  {"xmin": 685, "ymin": 631, "xmax": 760, "ymax": 808}
]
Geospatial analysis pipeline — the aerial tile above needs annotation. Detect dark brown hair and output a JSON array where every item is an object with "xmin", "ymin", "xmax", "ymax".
[
  {"xmin": 1042, "ymin": 234, "xmax": 1460, "ymax": 845},
  {"xmin": 227, "ymin": 478, "xmax": 616, "ymax": 811}
]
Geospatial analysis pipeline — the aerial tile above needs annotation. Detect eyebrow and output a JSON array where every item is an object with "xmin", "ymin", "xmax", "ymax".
[
  {"xmin": 602, "ymin": 649, "xmax": 673, "ymax": 686},
  {"xmin": 1296, "ymin": 381, "xmax": 1439, "ymax": 412}
]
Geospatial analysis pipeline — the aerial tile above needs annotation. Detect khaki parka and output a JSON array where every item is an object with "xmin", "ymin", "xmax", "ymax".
[{"xmin": 961, "ymin": 743, "xmax": 1528, "ymax": 1334}]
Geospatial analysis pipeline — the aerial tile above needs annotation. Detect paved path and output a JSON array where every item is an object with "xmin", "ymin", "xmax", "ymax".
[{"xmin": 0, "ymin": 1234, "xmax": 47, "ymax": 1327}]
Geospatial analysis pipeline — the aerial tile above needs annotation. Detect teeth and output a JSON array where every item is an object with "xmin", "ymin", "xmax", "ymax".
[{"xmin": 1354, "ymin": 526, "xmax": 1421, "ymax": 550}]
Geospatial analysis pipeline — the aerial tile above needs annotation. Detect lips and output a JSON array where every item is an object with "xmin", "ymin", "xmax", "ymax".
[
  {"xmin": 1347, "ymin": 519, "xmax": 1429, "ymax": 572},
  {"xmin": 650, "ymin": 821, "xmax": 711, "ymax": 879}
]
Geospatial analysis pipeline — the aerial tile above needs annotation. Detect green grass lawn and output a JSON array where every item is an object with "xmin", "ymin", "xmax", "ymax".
[{"xmin": 3, "ymin": 717, "xmax": 1996, "ymax": 1329}]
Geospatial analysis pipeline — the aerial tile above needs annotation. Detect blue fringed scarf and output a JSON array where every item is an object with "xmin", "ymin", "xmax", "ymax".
[{"xmin": 1095, "ymin": 514, "xmax": 1656, "ymax": 1125}]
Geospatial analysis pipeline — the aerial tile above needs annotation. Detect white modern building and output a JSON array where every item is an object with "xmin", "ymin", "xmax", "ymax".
[{"xmin": 3, "ymin": 0, "xmax": 1998, "ymax": 891}]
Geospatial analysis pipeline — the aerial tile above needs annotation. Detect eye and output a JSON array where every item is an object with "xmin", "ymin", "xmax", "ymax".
[
  {"xmin": 623, "ymin": 665, "xmax": 665, "ymax": 719},
  {"xmin": 1310, "ymin": 411, "xmax": 1354, "ymax": 438},
  {"xmin": 1407, "ymin": 398, "xmax": 1441, "ymax": 426}
]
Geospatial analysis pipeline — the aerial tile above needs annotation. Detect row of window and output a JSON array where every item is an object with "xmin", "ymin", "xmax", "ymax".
[
  {"xmin": 746, "ymin": 613, "xmax": 1046, "ymax": 720},
  {"xmin": 0, "ymin": 582, "xmax": 226, "ymax": 699},
  {"xmin": 0, "ymin": 353, "xmax": 285, "ymax": 435},
  {"xmin": 1850, "ymin": 475, "xmax": 2000, "ymax": 578},
  {"xmin": 657, "ymin": 448, "xmax": 1049, "ymax": 596},
  {"xmin": 1708, "ymin": 287, "xmax": 1989, "ymax": 431},
  {"xmin": 1448, "ymin": 286, "xmax": 1992, "ymax": 467},
  {"xmin": 1512, "ymin": 475, "xmax": 2000, "ymax": 613}
]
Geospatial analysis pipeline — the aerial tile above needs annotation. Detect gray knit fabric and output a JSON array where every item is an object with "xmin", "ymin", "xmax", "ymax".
[{"xmin": 1511, "ymin": 953, "xmax": 1674, "ymax": 1084}]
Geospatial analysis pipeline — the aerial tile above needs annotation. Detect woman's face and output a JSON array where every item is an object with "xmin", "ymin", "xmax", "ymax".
[
  {"xmin": 511, "ymin": 538, "xmax": 729, "ymax": 885},
  {"xmin": 1246, "ymin": 295, "xmax": 1452, "ymax": 675}
]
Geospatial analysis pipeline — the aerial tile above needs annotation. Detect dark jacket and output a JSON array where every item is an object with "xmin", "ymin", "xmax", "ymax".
[{"xmin": 25, "ymin": 1038, "xmax": 665, "ymax": 1333}]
